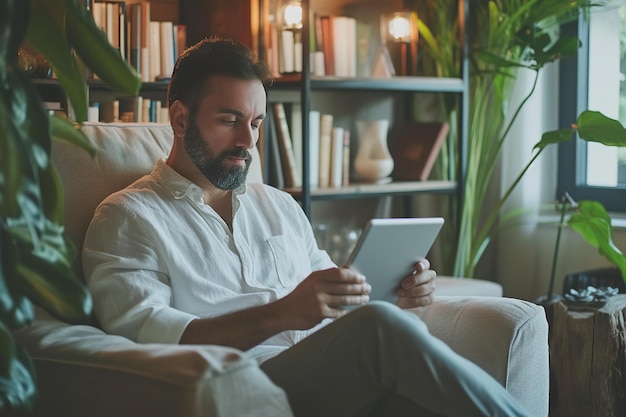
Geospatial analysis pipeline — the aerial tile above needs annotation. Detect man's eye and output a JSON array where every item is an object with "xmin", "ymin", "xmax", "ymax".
[{"xmin": 222, "ymin": 119, "xmax": 237, "ymax": 125}]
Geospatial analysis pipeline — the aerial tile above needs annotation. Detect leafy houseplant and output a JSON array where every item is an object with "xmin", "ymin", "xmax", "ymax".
[
  {"xmin": 543, "ymin": 193, "xmax": 626, "ymax": 304},
  {"xmin": 416, "ymin": 0, "xmax": 613, "ymax": 278},
  {"xmin": 0, "ymin": 0, "xmax": 139, "ymax": 412}
]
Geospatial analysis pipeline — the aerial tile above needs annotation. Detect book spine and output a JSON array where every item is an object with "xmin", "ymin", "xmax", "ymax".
[
  {"xmin": 330, "ymin": 127, "xmax": 344, "ymax": 187},
  {"xmin": 308, "ymin": 111, "xmax": 320, "ymax": 188},
  {"xmin": 318, "ymin": 113, "xmax": 334, "ymax": 187},
  {"xmin": 272, "ymin": 103, "xmax": 300, "ymax": 188}
]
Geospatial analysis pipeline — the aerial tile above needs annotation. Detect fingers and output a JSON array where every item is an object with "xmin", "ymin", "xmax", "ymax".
[
  {"xmin": 397, "ymin": 294, "xmax": 434, "ymax": 309},
  {"xmin": 400, "ymin": 267, "xmax": 437, "ymax": 290}
]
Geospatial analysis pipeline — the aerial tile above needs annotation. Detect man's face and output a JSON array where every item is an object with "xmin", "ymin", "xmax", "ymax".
[{"xmin": 183, "ymin": 76, "xmax": 266, "ymax": 190}]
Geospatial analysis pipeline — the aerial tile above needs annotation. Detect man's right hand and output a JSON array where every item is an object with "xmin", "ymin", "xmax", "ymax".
[
  {"xmin": 180, "ymin": 268, "xmax": 369, "ymax": 350},
  {"xmin": 275, "ymin": 267, "xmax": 371, "ymax": 330}
]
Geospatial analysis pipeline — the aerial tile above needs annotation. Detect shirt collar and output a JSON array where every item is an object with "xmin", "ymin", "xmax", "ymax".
[{"xmin": 151, "ymin": 159, "xmax": 248, "ymax": 202}]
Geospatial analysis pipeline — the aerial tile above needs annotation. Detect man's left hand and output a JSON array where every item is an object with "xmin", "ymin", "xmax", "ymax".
[{"xmin": 395, "ymin": 259, "xmax": 436, "ymax": 309}]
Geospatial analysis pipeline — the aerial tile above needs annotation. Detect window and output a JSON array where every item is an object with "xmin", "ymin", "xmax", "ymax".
[{"xmin": 558, "ymin": 4, "xmax": 626, "ymax": 211}]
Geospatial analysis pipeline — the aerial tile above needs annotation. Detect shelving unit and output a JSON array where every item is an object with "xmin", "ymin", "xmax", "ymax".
[
  {"xmin": 267, "ymin": 0, "xmax": 469, "ymax": 219},
  {"xmin": 34, "ymin": 0, "xmax": 469, "ymax": 227}
]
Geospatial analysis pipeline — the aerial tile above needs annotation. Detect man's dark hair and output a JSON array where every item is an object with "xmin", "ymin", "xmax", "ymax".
[{"xmin": 167, "ymin": 37, "xmax": 273, "ymax": 111}]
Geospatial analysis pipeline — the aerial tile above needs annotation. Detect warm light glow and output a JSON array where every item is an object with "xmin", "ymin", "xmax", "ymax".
[
  {"xmin": 388, "ymin": 15, "xmax": 411, "ymax": 42},
  {"xmin": 283, "ymin": 2, "xmax": 303, "ymax": 30}
]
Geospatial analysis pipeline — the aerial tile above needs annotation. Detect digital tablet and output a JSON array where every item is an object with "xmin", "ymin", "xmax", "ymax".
[{"xmin": 345, "ymin": 217, "xmax": 444, "ymax": 304}]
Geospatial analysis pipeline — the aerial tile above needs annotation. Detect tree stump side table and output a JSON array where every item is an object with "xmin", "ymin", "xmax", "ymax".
[{"xmin": 550, "ymin": 295, "xmax": 626, "ymax": 417}]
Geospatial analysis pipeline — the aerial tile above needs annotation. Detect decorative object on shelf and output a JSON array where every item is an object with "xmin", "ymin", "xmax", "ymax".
[
  {"xmin": 17, "ymin": 45, "xmax": 53, "ymax": 79},
  {"xmin": 354, "ymin": 119, "xmax": 394, "ymax": 183},
  {"xmin": 277, "ymin": 0, "xmax": 303, "ymax": 74},
  {"xmin": 390, "ymin": 121, "xmax": 448, "ymax": 181},
  {"xmin": 381, "ymin": 11, "xmax": 418, "ymax": 76}
]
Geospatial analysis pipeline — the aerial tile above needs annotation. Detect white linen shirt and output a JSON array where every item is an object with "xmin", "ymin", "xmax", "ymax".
[{"xmin": 83, "ymin": 159, "xmax": 335, "ymax": 362}]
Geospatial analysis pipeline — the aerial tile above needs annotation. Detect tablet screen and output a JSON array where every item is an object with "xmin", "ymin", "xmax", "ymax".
[{"xmin": 345, "ymin": 217, "xmax": 444, "ymax": 304}]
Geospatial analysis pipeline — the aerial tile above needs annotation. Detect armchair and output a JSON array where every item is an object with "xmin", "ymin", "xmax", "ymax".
[{"xmin": 14, "ymin": 122, "xmax": 549, "ymax": 417}]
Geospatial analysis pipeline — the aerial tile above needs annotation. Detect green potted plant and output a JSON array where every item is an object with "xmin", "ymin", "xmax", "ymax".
[
  {"xmin": 541, "ymin": 193, "xmax": 626, "ymax": 306},
  {"xmin": 1, "ymin": 0, "xmax": 139, "ymax": 412},
  {"xmin": 415, "ymin": 0, "xmax": 612, "ymax": 278}
]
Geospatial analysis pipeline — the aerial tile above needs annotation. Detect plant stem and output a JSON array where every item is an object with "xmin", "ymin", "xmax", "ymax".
[{"xmin": 547, "ymin": 195, "xmax": 568, "ymax": 300}]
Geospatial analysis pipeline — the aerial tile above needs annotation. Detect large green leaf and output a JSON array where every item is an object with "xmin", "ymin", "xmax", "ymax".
[
  {"xmin": 0, "ymin": 323, "xmax": 36, "ymax": 412},
  {"xmin": 13, "ymin": 228, "xmax": 91, "ymax": 323},
  {"xmin": 26, "ymin": 0, "xmax": 88, "ymax": 122},
  {"xmin": 533, "ymin": 128, "xmax": 574, "ymax": 151},
  {"xmin": 1, "ymin": 0, "xmax": 30, "ymax": 67},
  {"xmin": 65, "ymin": 0, "xmax": 140, "ymax": 96},
  {"xmin": 0, "ymin": 225, "xmax": 35, "ymax": 330},
  {"xmin": 568, "ymin": 201, "xmax": 626, "ymax": 283},
  {"xmin": 576, "ymin": 110, "xmax": 626, "ymax": 146},
  {"xmin": 0, "ymin": 91, "xmax": 24, "ymax": 217},
  {"xmin": 50, "ymin": 115, "xmax": 96, "ymax": 157}
]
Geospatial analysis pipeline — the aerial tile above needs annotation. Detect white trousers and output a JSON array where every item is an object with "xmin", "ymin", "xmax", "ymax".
[{"xmin": 261, "ymin": 302, "xmax": 532, "ymax": 417}]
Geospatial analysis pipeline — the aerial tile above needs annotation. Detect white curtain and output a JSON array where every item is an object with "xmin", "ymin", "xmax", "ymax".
[{"xmin": 493, "ymin": 64, "xmax": 560, "ymax": 300}]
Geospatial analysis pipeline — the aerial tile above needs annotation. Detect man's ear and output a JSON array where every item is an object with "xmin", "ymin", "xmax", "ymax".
[{"xmin": 170, "ymin": 100, "xmax": 189, "ymax": 138}]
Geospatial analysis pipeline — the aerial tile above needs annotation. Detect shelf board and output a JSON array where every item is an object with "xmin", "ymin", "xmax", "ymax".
[
  {"xmin": 284, "ymin": 180, "xmax": 457, "ymax": 200},
  {"xmin": 272, "ymin": 75, "xmax": 464, "ymax": 93}
]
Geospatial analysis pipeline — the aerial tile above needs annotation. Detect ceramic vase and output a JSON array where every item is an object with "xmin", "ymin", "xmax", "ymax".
[{"xmin": 354, "ymin": 119, "xmax": 394, "ymax": 182}]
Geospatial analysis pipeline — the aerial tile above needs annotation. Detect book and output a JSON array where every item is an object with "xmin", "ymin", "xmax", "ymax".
[
  {"xmin": 332, "ymin": 16, "xmax": 357, "ymax": 77},
  {"xmin": 272, "ymin": 102, "xmax": 300, "ymax": 188},
  {"xmin": 330, "ymin": 126, "xmax": 345, "ymax": 187},
  {"xmin": 280, "ymin": 30, "xmax": 295, "ymax": 73},
  {"xmin": 318, "ymin": 113, "xmax": 334, "ymax": 187},
  {"xmin": 390, "ymin": 122, "xmax": 450, "ymax": 181},
  {"xmin": 160, "ymin": 21, "xmax": 175, "ymax": 78},
  {"xmin": 319, "ymin": 16, "xmax": 334, "ymax": 76},
  {"xmin": 308, "ymin": 110, "xmax": 321, "ymax": 188},
  {"xmin": 148, "ymin": 21, "xmax": 161, "ymax": 81},
  {"xmin": 129, "ymin": 3, "xmax": 142, "ymax": 74},
  {"xmin": 289, "ymin": 103, "xmax": 303, "ymax": 185},
  {"xmin": 342, "ymin": 129, "xmax": 351, "ymax": 186},
  {"xmin": 266, "ymin": 112, "xmax": 284, "ymax": 188}
]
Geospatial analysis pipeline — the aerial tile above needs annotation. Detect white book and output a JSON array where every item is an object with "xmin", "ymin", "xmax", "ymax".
[
  {"xmin": 141, "ymin": 47, "xmax": 150, "ymax": 82},
  {"xmin": 135, "ymin": 96, "xmax": 143, "ymax": 123},
  {"xmin": 106, "ymin": 3, "xmax": 115, "ymax": 46},
  {"xmin": 149, "ymin": 21, "xmax": 161, "ymax": 81},
  {"xmin": 281, "ymin": 30, "xmax": 295, "ymax": 73},
  {"xmin": 290, "ymin": 103, "xmax": 303, "ymax": 184},
  {"xmin": 160, "ymin": 21, "xmax": 175, "ymax": 78},
  {"xmin": 308, "ymin": 111, "xmax": 320, "ymax": 188},
  {"xmin": 318, "ymin": 114, "xmax": 334, "ymax": 187},
  {"xmin": 330, "ymin": 127, "xmax": 345, "ymax": 187},
  {"xmin": 332, "ymin": 16, "xmax": 357, "ymax": 77}
]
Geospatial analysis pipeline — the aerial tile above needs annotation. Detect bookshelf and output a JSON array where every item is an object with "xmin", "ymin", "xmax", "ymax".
[
  {"xmin": 264, "ymin": 0, "xmax": 469, "ymax": 220},
  {"xmin": 34, "ymin": 0, "xmax": 469, "ymax": 227}
]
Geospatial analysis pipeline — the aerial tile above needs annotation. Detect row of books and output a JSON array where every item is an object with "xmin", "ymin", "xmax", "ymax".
[
  {"xmin": 89, "ymin": 0, "xmax": 186, "ymax": 82},
  {"xmin": 266, "ymin": 11, "xmax": 376, "ymax": 78},
  {"xmin": 88, "ymin": 97, "xmax": 169, "ymax": 123},
  {"xmin": 265, "ymin": 103, "xmax": 350, "ymax": 190}
]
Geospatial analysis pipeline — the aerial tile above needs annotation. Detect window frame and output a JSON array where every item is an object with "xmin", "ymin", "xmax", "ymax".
[{"xmin": 557, "ymin": 16, "xmax": 626, "ymax": 212}]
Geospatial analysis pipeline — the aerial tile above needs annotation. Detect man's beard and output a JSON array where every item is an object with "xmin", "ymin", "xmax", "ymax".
[{"xmin": 183, "ymin": 122, "xmax": 252, "ymax": 190}]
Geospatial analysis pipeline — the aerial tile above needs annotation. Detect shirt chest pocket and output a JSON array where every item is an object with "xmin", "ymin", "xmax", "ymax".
[{"xmin": 266, "ymin": 234, "xmax": 312, "ymax": 288}]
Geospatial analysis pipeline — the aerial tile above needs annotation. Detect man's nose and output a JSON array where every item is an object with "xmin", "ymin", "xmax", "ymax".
[{"xmin": 237, "ymin": 125, "xmax": 257, "ymax": 149}]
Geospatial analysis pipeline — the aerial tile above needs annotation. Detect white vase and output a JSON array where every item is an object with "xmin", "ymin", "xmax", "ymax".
[{"xmin": 354, "ymin": 120, "xmax": 394, "ymax": 182}]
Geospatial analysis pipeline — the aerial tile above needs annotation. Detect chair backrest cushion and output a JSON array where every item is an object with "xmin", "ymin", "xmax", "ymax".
[{"xmin": 52, "ymin": 122, "xmax": 263, "ymax": 280}]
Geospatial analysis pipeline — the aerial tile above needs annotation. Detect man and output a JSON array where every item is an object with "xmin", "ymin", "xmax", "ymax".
[{"xmin": 83, "ymin": 38, "xmax": 532, "ymax": 417}]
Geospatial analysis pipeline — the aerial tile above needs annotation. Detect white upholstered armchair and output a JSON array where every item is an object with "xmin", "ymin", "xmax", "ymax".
[{"xmin": 14, "ymin": 123, "xmax": 549, "ymax": 417}]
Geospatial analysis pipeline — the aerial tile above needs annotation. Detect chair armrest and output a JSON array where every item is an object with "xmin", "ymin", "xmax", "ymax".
[
  {"xmin": 410, "ymin": 296, "xmax": 549, "ymax": 417},
  {"xmin": 14, "ymin": 317, "xmax": 293, "ymax": 417}
]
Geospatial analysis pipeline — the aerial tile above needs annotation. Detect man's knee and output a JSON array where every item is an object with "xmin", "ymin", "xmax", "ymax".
[{"xmin": 348, "ymin": 301, "xmax": 428, "ymax": 336}]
